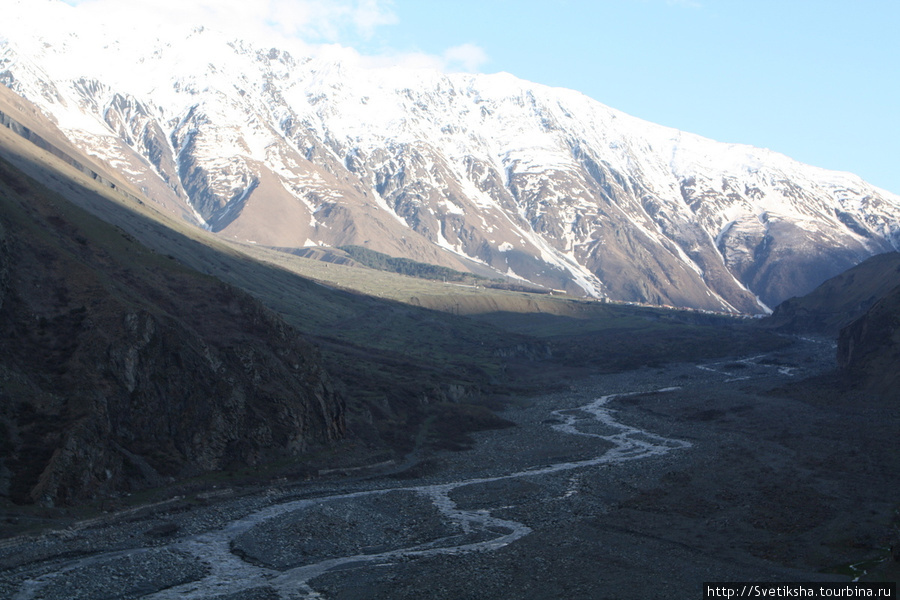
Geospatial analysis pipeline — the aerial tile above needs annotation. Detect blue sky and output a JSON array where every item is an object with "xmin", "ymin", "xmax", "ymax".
[
  {"xmin": 368, "ymin": 0, "xmax": 900, "ymax": 194},
  {"xmin": 63, "ymin": 0, "xmax": 899, "ymax": 194}
]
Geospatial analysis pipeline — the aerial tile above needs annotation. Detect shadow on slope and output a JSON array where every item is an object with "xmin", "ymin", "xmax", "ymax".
[
  {"xmin": 836, "ymin": 284, "xmax": 900, "ymax": 400},
  {"xmin": 0, "ymin": 114, "xmax": 799, "ymax": 520},
  {"xmin": 762, "ymin": 251, "xmax": 900, "ymax": 336},
  {"xmin": 763, "ymin": 250, "xmax": 900, "ymax": 403},
  {"xmin": 0, "ymin": 154, "xmax": 344, "ymax": 508},
  {"xmin": 0, "ymin": 125, "xmax": 532, "ymax": 485}
]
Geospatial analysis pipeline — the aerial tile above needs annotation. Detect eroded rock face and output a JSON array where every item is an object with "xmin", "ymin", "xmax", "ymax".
[
  {"xmin": 0, "ymin": 157, "xmax": 344, "ymax": 506},
  {"xmin": 837, "ymin": 285, "xmax": 900, "ymax": 399}
]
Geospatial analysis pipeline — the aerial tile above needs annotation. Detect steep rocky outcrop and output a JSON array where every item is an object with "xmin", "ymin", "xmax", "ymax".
[
  {"xmin": 0, "ymin": 156, "xmax": 344, "ymax": 506},
  {"xmin": 836, "ymin": 285, "xmax": 900, "ymax": 399}
]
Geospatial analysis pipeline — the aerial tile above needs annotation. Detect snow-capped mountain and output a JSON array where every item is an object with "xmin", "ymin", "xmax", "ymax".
[{"xmin": 3, "ymin": 0, "xmax": 899, "ymax": 313}]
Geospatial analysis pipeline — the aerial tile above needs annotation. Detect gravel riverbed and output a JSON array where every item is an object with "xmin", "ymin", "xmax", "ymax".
[{"xmin": 2, "ymin": 338, "xmax": 897, "ymax": 599}]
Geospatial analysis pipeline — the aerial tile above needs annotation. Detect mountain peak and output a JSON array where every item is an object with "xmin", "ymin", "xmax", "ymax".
[{"xmin": 2, "ymin": 5, "xmax": 898, "ymax": 313}]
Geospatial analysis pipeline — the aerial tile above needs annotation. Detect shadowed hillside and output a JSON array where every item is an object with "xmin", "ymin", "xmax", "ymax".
[
  {"xmin": 763, "ymin": 252, "xmax": 900, "ymax": 336},
  {"xmin": 837, "ymin": 284, "xmax": 900, "ymax": 400},
  {"xmin": 0, "ymin": 155, "xmax": 344, "ymax": 506},
  {"xmin": 761, "ymin": 251, "xmax": 900, "ymax": 401},
  {"xmin": 0, "ymin": 91, "xmax": 796, "ymax": 512}
]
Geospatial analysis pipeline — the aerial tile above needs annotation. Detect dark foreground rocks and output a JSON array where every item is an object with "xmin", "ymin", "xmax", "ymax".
[{"xmin": 0, "ymin": 158, "xmax": 344, "ymax": 506}]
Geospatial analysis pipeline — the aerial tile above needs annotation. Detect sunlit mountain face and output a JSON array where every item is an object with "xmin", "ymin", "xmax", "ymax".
[{"xmin": 3, "ymin": 0, "xmax": 899, "ymax": 313}]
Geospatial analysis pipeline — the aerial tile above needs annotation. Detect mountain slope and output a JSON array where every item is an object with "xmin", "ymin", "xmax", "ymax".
[
  {"xmin": 2, "ymin": 0, "xmax": 898, "ymax": 315},
  {"xmin": 0, "ymin": 82, "xmax": 540, "ymax": 489},
  {"xmin": 0, "ymin": 69, "xmax": 802, "ymax": 510},
  {"xmin": 764, "ymin": 251, "xmax": 900, "ymax": 335},
  {"xmin": 837, "ymin": 283, "xmax": 900, "ymax": 399},
  {"xmin": 0, "ymin": 146, "xmax": 344, "ymax": 506}
]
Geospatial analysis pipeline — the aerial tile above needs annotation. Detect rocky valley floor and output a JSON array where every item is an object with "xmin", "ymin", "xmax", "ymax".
[{"xmin": 1, "ymin": 337, "xmax": 898, "ymax": 599}]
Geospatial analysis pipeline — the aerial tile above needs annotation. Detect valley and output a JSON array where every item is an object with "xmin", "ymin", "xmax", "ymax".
[
  {"xmin": 1, "ymin": 4, "xmax": 898, "ymax": 596},
  {"xmin": 2, "ymin": 337, "xmax": 897, "ymax": 599}
]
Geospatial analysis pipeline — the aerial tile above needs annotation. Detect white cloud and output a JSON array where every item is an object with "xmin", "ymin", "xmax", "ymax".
[
  {"xmin": 443, "ymin": 43, "xmax": 489, "ymax": 73},
  {"xmin": 349, "ymin": 0, "xmax": 398, "ymax": 38},
  {"xmin": 64, "ymin": 0, "xmax": 397, "ymax": 44},
  {"xmin": 60, "ymin": 0, "xmax": 486, "ymax": 74},
  {"xmin": 356, "ymin": 44, "xmax": 489, "ymax": 74}
]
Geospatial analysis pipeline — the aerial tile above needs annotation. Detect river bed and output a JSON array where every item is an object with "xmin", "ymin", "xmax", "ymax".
[{"xmin": 3, "ymin": 338, "xmax": 897, "ymax": 599}]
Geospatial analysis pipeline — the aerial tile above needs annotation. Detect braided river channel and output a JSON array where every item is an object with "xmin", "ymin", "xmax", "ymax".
[{"xmin": 6, "ymin": 338, "xmax": 892, "ymax": 599}]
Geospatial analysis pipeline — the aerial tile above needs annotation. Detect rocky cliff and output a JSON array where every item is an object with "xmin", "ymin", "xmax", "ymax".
[
  {"xmin": 837, "ymin": 285, "xmax": 900, "ymax": 400},
  {"xmin": 0, "ymin": 155, "xmax": 344, "ymax": 506}
]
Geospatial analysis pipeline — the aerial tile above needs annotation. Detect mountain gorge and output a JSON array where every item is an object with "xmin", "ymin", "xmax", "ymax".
[{"xmin": 3, "ymin": 0, "xmax": 899, "ymax": 315}]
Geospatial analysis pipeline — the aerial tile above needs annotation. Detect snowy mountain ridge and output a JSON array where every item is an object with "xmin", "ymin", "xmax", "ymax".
[{"xmin": 2, "ymin": 0, "xmax": 899, "ymax": 313}]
